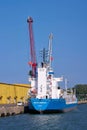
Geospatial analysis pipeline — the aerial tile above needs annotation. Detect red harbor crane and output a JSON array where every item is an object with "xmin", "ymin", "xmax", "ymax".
[{"xmin": 27, "ymin": 17, "xmax": 37, "ymax": 77}]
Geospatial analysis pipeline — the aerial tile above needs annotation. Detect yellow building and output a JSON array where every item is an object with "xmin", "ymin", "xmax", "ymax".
[{"xmin": 0, "ymin": 83, "xmax": 31, "ymax": 104}]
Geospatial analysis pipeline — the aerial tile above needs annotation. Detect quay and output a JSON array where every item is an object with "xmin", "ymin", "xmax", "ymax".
[
  {"xmin": 78, "ymin": 100, "xmax": 87, "ymax": 104},
  {"xmin": 0, "ymin": 104, "xmax": 29, "ymax": 117}
]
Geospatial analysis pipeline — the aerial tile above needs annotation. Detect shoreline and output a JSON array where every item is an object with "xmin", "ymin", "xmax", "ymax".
[
  {"xmin": 0, "ymin": 101, "xmax": 87, "ymax": 117},
  {"xmin": 78, "ymin": 100, "xmax": 87, "ymax": 104}
]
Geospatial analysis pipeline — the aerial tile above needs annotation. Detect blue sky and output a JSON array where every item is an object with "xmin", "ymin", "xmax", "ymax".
[{"xmin": 0, "ymin": 0, "xmax": 87, "ymax": 87}]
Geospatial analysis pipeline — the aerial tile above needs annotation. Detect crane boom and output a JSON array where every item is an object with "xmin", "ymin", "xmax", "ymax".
[
  {"xmin": 27, "ymin": 17, "xmax": 37, "ymax": 77},
  {"xmin": 48, "ymin": 33, "xmax": 53, "ymax": 68}
]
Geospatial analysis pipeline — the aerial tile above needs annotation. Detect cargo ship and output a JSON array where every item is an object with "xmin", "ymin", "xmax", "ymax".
[{"xmin": 27, "ymin": 17, "xmax": 77, "ymax": 114}]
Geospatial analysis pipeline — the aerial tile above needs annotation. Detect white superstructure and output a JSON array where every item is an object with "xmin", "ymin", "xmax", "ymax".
[
  {"xmin": 37, "ymin": 67, "xmax": 47, "ymax": 98},
  {"xmin": 28, "ymin": 61, "xmax": 63, "ymax": 99}
]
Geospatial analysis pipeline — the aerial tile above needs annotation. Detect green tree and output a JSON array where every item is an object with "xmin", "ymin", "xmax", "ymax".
[{"xmin": 75, "ymin": 84, "xmax": 87, "ymax": 100}]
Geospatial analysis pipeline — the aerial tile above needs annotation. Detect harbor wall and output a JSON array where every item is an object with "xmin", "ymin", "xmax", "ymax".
[
  {"xmin": 0, "ymin": 104, "xmax": 25, "ymax": 117},
  {"xmin": 0, "ymin": 83, "xmax": 30, "ymax": 104}
]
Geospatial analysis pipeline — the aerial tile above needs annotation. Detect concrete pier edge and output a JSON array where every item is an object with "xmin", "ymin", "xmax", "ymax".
[{"xmin": 0, "ymin": 104, "xmax": 29, "ymax": 117}]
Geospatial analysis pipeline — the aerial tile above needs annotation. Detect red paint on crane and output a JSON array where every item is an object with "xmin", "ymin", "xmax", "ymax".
[{"xmin": 27, "ymin": 17, "xmax": 37, "ymax": 77}]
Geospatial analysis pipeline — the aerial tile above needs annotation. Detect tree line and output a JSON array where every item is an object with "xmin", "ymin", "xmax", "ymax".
[{"xmin": 74, "ymin": 84, "xmax": 87, "ymax": 100}]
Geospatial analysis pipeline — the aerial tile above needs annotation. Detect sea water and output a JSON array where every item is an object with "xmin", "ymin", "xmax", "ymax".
[{"xmin": 0, "ymin": 104, "xmax": 87, "ymax": 130}]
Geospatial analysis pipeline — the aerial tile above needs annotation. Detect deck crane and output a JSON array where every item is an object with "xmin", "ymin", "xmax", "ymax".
[
  {"xmin": 27, "ymin": 17, "xmax": 37, "ymax": 78},
  {"xmin": 48, "ymin": 33, "xmax": 53, "ymax": 68}
]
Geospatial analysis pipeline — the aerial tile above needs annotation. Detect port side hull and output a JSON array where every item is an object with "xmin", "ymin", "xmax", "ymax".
[{"xmin": 28, "ymin": 98, "xmax": 77, "ymax": 114}]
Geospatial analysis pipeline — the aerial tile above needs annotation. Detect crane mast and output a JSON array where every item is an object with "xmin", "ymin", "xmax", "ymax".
[
  {"xmin": 48, "ymin": 33, "xmax": 53, "ymax": 68},
  {"xmin": 27, "ymin": 17, "xmax": 37, "ymax": 77}
]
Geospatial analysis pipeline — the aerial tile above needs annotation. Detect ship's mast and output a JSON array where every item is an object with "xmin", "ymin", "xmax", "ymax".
[{"xmin": 40, "ymin": 48, "xmax": 48, "ymax": 64}]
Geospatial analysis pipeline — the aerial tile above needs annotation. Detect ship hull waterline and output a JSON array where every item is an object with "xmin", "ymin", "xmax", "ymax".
[{"xmin": 28, "ymin": 98, "xmax": 77, "ymax": 114}]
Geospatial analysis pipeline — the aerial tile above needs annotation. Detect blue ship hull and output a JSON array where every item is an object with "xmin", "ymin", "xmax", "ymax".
[{"xmin": 28, "ymin": 98, "xmax": 77, "ymax": 114}]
